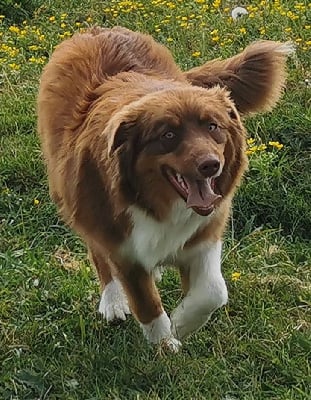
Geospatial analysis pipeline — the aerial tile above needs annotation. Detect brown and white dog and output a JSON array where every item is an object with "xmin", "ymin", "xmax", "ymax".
[{"xmin": 37, "ymin": 27, "xmax": 293, "ymax": 352}]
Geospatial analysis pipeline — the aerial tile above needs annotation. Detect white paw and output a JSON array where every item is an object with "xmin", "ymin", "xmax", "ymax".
[
  {"xmin": 159, "ymin": 336, "xmax": 182, "ymax": 353},
  {"xmin": 140, "ymin": 311, "xmax": 181, "ymax": 352},
  {"xmin": 98, "ymin": 279, "xmax": 130, "ymax": 322},
  {"xmin": 153, "ymin": 265, "xmax": 164, "ymax": 282}
]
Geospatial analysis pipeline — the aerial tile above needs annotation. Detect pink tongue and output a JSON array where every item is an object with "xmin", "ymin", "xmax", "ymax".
[{"xmin": 184, "ymin": 177, "xmax": 222, "ymax": 209}]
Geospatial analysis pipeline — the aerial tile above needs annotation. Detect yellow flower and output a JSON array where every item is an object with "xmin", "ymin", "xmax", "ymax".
[
  {"xmin": 192, "ymin": 51, "xmax": 201, "ymax": 57},
  {"xmin": 9, "ymin": 26, "xmax": 20, "ymax": 34},
  {"xmin": 49, "ymin": 16, "xmax": 56, "ymax": 22},
  {"xmin": 257, "ymin": 144, "xmax": 267, "ymax": 151},
  {"xmin": 239, "ymin": 27, "xmax": 247, "ymax": 35},
  {"xmin": 247, "ymin": 138, "xmax": 255, "ymax": 145},
  {"xmin": 268, "ymin": 141, "xmax": 284, "ymax": 150},
  {"xmin": 166, "ymin": 37, "xmax": 173, "ymax": 42},
  {"xmin": 28, "ymin": 45, "xmax": 40, "ymax": 51},
  {"xmin": 8, "ymin": 63, "xmax": 20, "ymax": 70},
  {"xmin": 34, "ymin": 199, "xmax": 40, "ymax": 205},
  {"xmin": 231, "ymin": 272, "xmax": 241, "ymax": 281}
]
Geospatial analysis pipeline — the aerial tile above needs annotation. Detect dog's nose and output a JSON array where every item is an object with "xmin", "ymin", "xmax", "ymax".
[{"xmin": 198, "ymin": 157, "xmax": 220, "ymax": 178}]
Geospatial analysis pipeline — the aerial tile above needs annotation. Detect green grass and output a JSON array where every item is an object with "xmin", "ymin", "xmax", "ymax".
[{"xmin": 0, "ymin": 1, "xmax": 310, "ymax": 399}]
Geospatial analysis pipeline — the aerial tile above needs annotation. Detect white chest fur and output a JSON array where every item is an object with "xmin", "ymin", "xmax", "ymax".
[{"xmin": 119, "ymin": 200, "xmax": 210, "ymax": 271}]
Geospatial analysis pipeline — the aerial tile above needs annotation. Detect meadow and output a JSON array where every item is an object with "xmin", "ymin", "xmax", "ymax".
[{"xmin": 0, "ymin": 0, "xmax": 310, "ymax": 399}]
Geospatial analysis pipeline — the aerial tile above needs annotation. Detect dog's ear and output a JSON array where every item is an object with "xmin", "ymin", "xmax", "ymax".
[
  {"xmin": 184, "ymin": 41, "xmax": 294, "ymax": 115},
  {"xmin": 106, "ymin": 116, "xmax": 137, "ymax": 157}
]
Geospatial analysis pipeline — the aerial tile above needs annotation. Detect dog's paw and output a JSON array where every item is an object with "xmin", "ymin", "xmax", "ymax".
[
  {"xmin": 141, "ymin": 311, "xmax": 182, "ymax": 353},
  {"xmin": 98, "ymin": 279, "xmax": 130, "ymax": 322},
  {"xmin": 159, "ymin": 336, "xmax": 182, "ymax": 354}
]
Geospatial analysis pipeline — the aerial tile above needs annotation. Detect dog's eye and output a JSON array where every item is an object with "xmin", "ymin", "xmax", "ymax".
[
  {"xmin": 162, "ymin": 131, "xmax": 176, "ymax": 140},
  {"xmin": 207, "ymin": 123, "xmax": 218, "ymax": 132}
]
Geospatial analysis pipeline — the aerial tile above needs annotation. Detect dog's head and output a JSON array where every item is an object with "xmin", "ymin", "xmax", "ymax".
[{"xmin": 105, "ymin": 86, "xmax": 247, "ymax": 217}]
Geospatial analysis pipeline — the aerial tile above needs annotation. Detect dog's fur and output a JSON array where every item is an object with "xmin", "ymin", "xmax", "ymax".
[{"xmin": 37, "ymin": 27, "xmax": 293, "ymax": 351}]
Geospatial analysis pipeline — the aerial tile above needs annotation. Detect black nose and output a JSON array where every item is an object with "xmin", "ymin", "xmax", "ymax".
[{"xmin": 198, "ymin": 157, "xmax": 220, "ymax": 178}]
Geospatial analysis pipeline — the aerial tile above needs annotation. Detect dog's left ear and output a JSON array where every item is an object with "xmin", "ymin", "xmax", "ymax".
[
  {"xmin": 106, "ymin": 117, "xmax": 137, "ymax": 157},
  {"xmin": 184, "ymin": 41, "xmax": 294, "ymax": 115}
]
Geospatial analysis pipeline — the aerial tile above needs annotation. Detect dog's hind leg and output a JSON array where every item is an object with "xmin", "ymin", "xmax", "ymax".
[{"xmin": 88, "ymin": 246, "xmax": 131, "ymax": 322}]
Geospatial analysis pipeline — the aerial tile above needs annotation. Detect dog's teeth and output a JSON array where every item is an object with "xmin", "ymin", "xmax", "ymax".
[{"xmin": 176, "ymin": 173, "xmax": 183, "ymax": 183}]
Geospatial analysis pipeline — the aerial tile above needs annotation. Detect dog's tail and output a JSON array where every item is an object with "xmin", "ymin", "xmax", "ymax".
[{"xmin": 184, "ymin": 41, "xmax": 295, "ymax": 114}]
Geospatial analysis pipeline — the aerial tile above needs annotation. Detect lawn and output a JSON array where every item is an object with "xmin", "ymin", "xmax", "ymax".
[{"xmin": 0, "ymin": 0, "xmax": 310, "ymax": 399}]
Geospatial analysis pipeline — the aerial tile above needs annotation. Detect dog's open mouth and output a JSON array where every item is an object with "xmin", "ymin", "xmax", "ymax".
[{"xmin": 163, "ymin": 166, "xmax": 222, "ymax": 216}]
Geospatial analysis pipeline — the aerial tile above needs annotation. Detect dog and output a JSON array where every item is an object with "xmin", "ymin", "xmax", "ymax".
[{"xmin": 37, "ymin": 26, "xmax": 293, "ymax": 352}]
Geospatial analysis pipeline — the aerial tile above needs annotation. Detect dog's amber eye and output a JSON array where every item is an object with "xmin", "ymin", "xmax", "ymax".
[
  {"xmin": 208, "ymin": 123, "xmax": 218, "ymax": 132},
  {"xmin": 162, "ymin": 131, "xmax": 176, "ymax": 140}
]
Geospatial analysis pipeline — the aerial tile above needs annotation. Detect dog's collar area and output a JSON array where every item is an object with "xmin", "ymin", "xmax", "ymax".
[{"xmin": 162, "ymin": 166, "xmax": 222, "ymax": 216}]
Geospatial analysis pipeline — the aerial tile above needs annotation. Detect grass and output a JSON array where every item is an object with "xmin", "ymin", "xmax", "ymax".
[{"xmin": 0, "ymin": 0, "xmax": 310, "ymax": 399}]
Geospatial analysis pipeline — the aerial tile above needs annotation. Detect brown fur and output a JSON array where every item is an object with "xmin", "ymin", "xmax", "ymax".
[{"xmin": 37, "ymin": 27, "xmax": 291, "ymax": 333}]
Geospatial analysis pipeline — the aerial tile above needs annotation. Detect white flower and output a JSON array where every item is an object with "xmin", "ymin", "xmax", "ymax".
[
  {"xmin": 231, "ymin": 6, "xmax": 249, "ymax": 20},
  {"xmin": 33, "ymin": 278, "xmax": 40, "ymax": 287}
]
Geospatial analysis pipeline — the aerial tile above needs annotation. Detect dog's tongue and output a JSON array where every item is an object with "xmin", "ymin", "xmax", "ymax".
[{"xmin": 184, "ymin": 177, "xmax": 221, "ymax": 209}]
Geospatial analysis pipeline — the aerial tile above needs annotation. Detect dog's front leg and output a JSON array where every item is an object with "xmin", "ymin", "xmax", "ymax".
[
  {"xmin": 171, "ymin": 241, "xmax": 228, "ymax": 340},
  {"xmin": 117, "ymin": 262, "xmax": 181, "ymax": 352}
]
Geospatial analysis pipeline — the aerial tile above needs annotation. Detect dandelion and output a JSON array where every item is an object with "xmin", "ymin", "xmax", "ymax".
[
  {"xmin": 34, "ymin": 198, "xmax": 40, "ymax": 205},
  {"xmin": 231, "ymin": 272, "xmax": 241, "ymax": 281},
  {"xmin": 231, "ymin": 6, "xmax": 248, "ymax": 20}
]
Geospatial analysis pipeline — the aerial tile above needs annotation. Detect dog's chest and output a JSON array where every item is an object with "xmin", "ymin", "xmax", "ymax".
[{"xmin": 119, "ymin": 200, "xmax": 208, "ymax": 270}]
